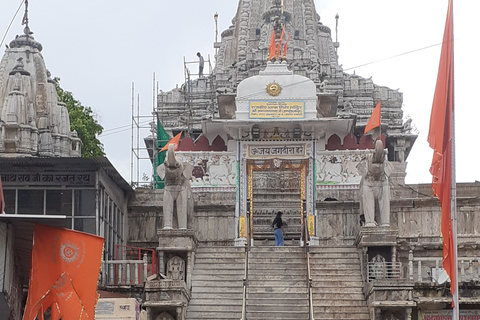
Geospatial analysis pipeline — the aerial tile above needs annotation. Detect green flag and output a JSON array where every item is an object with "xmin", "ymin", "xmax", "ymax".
[{"xmin": 154, "ymin": 118, "xmax": 171, "ymax": 189}]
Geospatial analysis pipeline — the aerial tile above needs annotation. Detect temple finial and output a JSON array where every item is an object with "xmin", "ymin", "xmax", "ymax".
[{"xmin": 22, "ymin": 0, "xmax": 31, "ymax": 35}]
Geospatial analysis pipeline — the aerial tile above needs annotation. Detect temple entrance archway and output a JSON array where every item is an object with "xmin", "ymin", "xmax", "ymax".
[{"xmin": 247, "ymin": 159, "xmax": 308, "ymax": 243}]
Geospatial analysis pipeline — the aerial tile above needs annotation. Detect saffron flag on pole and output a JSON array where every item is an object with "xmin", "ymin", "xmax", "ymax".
[
  {"xmin": 276, "ymin": 25, "xmax": 285, "ymax": 58},
  {"xmin": 282, "ymin": 33, "xmax": 291, "ymax": 59},
  {"xmin": 268, "ymin": 30, "xmax": 276, "ymax": 61},
  {"xmin": 364, "ymin": 100, "xmax": 381, "ymax": 134},
  {"xmin": 427, "ymin": 0, "xmax": 456, "ymax": 297},
  {"xmin": 22, "ymin": 224, "xmax": 104, "ymax": 320},
  {"xmin": 159, "ymin": 132, "xmax": 182, "ymax": 152}
]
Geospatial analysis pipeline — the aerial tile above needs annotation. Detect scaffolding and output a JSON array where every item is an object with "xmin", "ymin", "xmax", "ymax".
[
  {"xmin": 132, "ymin": 56, "xmax": 218, "ymax": 188},
  {"xmin": 131, "ymin": 79, "xmax": 156, "ymax": 189}
]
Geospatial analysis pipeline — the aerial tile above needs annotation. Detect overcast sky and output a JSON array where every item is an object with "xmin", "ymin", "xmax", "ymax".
[{"xmin": 1, "ymin": 0, "xmax": 478, "ymax": 185}]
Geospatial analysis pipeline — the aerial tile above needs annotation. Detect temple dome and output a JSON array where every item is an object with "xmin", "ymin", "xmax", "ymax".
[{"xmin": 0, "ymin": 27, "xmax": 81, "ymax": 157}]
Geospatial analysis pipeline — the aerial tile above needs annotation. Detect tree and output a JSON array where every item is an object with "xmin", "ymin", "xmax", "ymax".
[{"xmin": 55, "ymin": 79, "xmax": 105, "ymax": 158}]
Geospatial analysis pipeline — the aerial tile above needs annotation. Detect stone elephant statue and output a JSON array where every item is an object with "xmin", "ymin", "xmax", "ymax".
[
  {"xmin": 357, "ymin": 140, "xmax": 393, "ymax": 227},
  {"xmin": 156, "ymin": 144, "xmax": 194, "ymax": 230}
]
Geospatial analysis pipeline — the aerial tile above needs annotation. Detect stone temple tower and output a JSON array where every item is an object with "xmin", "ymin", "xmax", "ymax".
[
  {"xmin": 0, "ymin": 18, "xmax": 81, "ymax": 158},
  {"xmin": 157, "ymin": 0, "xmax": 417, "ymax": 173}
]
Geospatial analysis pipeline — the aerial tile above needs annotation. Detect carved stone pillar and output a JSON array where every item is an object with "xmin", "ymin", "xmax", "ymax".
[
  {"xmin": 158, "ymin": 250, "xmax": 165, "ymax": 275},
  {"xmin": 176, "ymin": 306, "xmax": 183, "ymax": 320},
  {"xmin": 391, "ymin": 246, "xmax": 397, "ymax": 270},
  {"xmin": 406, "ymin": 308, "xmax": 412, "ymax": 320},
  {"xmin": 187, "ymin": 251, "xmax": 193, "ymax": 290},
  {"xmin": 375, "ymin": 307, "xmax": 382, "ymax": 320}
]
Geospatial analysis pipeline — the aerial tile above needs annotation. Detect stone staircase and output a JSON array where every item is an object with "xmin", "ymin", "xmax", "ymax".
[
  {"xmin": 185, "ymin": 246, "xmax": 245, "ymax": 320},
  {"xmin": 246, "ymin": 246, "xmax": 309, "ymax": 320},
  {"xmin": 310, "ymin": 246, "xmax": 370, "ymax": 320}
]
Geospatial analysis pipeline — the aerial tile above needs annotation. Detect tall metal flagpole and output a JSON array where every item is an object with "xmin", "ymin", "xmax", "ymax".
[{"xmin": 450, "ymin": 0, "xmax": 459, "ymax": 318}]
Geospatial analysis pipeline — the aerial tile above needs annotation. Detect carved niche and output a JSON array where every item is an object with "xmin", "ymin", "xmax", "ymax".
[
  {"xmin": 155, "ymin": 312, "xmax": 174, "ymax": 320},
  {"xmin": 166, "ymin": 256, "xmax": 185, "ymax": 281}
]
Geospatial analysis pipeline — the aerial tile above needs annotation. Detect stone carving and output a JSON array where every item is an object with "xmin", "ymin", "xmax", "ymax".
[
  {"xmin": 357, "ymin": 140, "xmax": 392, "ymax": 227},
  {"xmin": 371, "ymin": 254, "xmax": 386, "ymax": 279},
  {"xmin": 167, "ymin": 256, "xmax": 185, "ymax": 281},
  {"xmin": 155, "ymin": 312, "xmax": 174, "ymax": 320},
  {"xmin": 157, "ymin": 144, "xmax": 194, "ymax": 229}
]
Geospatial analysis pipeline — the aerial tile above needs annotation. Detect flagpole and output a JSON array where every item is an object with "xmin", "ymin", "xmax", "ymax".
[
  {"xmin": 452, "ymin": 103, "xmax": 459, "ymax": 320},
  {"xmin": 450, "ymin": 1, "xmax": 459, "ymax": 318}
]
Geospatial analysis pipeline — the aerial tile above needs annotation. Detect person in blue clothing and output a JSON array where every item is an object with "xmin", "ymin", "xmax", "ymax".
[{"xmin": 272, "ymin": 211, "xmax": 284, "ymax": 246}]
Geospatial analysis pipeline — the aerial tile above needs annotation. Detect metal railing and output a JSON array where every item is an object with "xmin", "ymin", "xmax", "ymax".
[
  {"xmin": 410, "ymin": 256, "xmax": 480, "ymax": 283},
  {"xmin": 304, "ymin": 214, "xmax": 315, "ymax": 320},
  {"xmin": 102, "ymin": 253, "xmax": 149, "ymax": 286},
  {"xmin": 241, "ymin": 242, "xmax": 248, "ymax": 320},
  {"xmin": 367, "ymin": 261, "xmax": 402, "ymax": 281}
]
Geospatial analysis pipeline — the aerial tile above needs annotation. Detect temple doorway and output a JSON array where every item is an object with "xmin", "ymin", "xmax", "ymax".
[{"xmin": 247, "ymin": 159, "xmax": 308, "ymax": 243}]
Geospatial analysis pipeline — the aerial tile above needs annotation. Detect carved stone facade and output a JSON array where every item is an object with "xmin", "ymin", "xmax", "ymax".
[
  {"xmin": 155, "ymin": 0, "xmax": 416, "ymax": 165},
  {"xmin": 0, "ymin": 29, "xmax": 81, "ymax": 157}
]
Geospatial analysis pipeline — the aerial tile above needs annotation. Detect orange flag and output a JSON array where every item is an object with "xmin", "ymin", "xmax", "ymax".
[
  {"xmin": 159, "ymin": 132, "xmax": 182, "ymax": 152},
  {"xmin": 364, "ymin": 100, "xmax": 381, "ymax": 134},
  {"xmin": 276, "ymin": 26, "xmax": 285, "ymax": 58},
  {"xmin": 427, "ymin": 0, "xmax": 455, "ymax": 295},
  {"xmin": 282, "ymin": 33, "xmax": 291, "ymax": 59},
  {"xmin": 0, "ymin": 178, "xmax": 4, "ymax": 214},
  {"xmin": 268, "ymin": 30, "xmax": 276, "ymax": 61},
  {"xmin": 22, "ymin": 224, "xmax": 104, "ymax": 320}
]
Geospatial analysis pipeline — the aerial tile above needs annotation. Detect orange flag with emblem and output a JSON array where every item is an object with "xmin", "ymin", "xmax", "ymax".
[
  {"xmin": 22, "ymin": 224, "xmax": 104, "ymax": 320},
  {"xmin": 159, "ymin": 132, "xmax": 182, "ymax": 152}
]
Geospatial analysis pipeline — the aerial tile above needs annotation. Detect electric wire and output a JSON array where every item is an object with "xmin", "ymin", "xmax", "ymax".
[{"xmin": 0, "ymin": 0, "xmax": 25, "ymax": 49}]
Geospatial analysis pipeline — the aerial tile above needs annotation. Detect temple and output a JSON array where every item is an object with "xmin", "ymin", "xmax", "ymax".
[{"xmin": 0, "ymin": 1, "xmax": 479, "ymax": 320}]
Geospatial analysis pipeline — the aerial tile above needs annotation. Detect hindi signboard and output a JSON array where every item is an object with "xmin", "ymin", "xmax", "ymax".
[
  {"xmin": 249, "ymin": 101, "xmax": 304, "ymax": 119},
  {"xmin": 248, "ymin": 145, "xmax": 306, "ymax": 158}
]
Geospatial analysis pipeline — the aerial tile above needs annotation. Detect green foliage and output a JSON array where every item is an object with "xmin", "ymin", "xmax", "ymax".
[{"xmin": 55, "ymin": 79, "xmax": 105, "ymax": 158}]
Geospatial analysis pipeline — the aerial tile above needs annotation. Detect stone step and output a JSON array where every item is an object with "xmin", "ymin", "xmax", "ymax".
[
  {"xmin": 312, "ymin": 280, "xmax": 363, "ymax": 287},
  {"xmin": 192, "ymin": 263, "xmax": 244, "ymax": 270},
  {"xmin": 249, "ymin": 262, "xmax": 306, "ymax": 270},
  {"xmin": 192, "ymin": 280, "xmax": 244, "ymax": 288},
  {"xmin": 310, "ymin": 257, "xmax": 361, "ymax": 264},
  {"xmin": 247, "ymin": 292, "xmax": 309, "ymax": 300},
  {"xmin": 312, "ymin": 292, "xmax": 366, "ymax": 300},
  {"xmin": 246, "ymin": 310, "xmax": 309, "ymax": 320},
  {"xmin": 249, "ymin": 246, "xmax": 306, "ymax": 252},
  {"xmin": 310, "ymin": 266, "xmax": 362, "ymax": 273},
  {"xmin": 313, "ymin": 299, "xmax": 368, "ymax": 307},
  {"xmin": 186, "ymin": 247, "xmax": 245, "ymax": 320},
  {"xmin": 196, "ymin": 246, "xmax": 245, "ymax": 252},
  {"xmin": 248, "ymin": 273, "xmax": 307, "ymax": 281},
  {"xmin": 187, "ymin": 292, "xmax": 243, "ymax": 301},
  {"xmin": 192, "ymin": 268, "xmax": 244, "ymax": 275},
  {"xmin": 187, "ymin": 299, "xmax": 243, "ymax": 307},
  {"xmin": 191, "ymin": 273, "xmax": 245, "ymax": 281},
  {"xmin": 309, "ymin": 246, "xmax": 359, "ymax": 253},
  {"xmin": 247, "ymin": 285, "xmax": 308, "ymax": 294},
  {"xmin": 246, "ymin": 302, "xmax": 309, "ymax": 312},
  {"xmin": 313, "ymin": 310, "xmax": 370, "ymax": 319},
  {"xmin": 311, "ymin": 270, "xmax": 362, "ymax": 277},
  {"xmin": 186, "ymin": 310, "xmax": 242, "ymax": 319},
  {"xmin": 191, "ymin": 286, "xmax": 243, "ymax": 294},
  {"xmin": 193, "ymin": 257, "xmax": 246, "ymax": 264}
]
